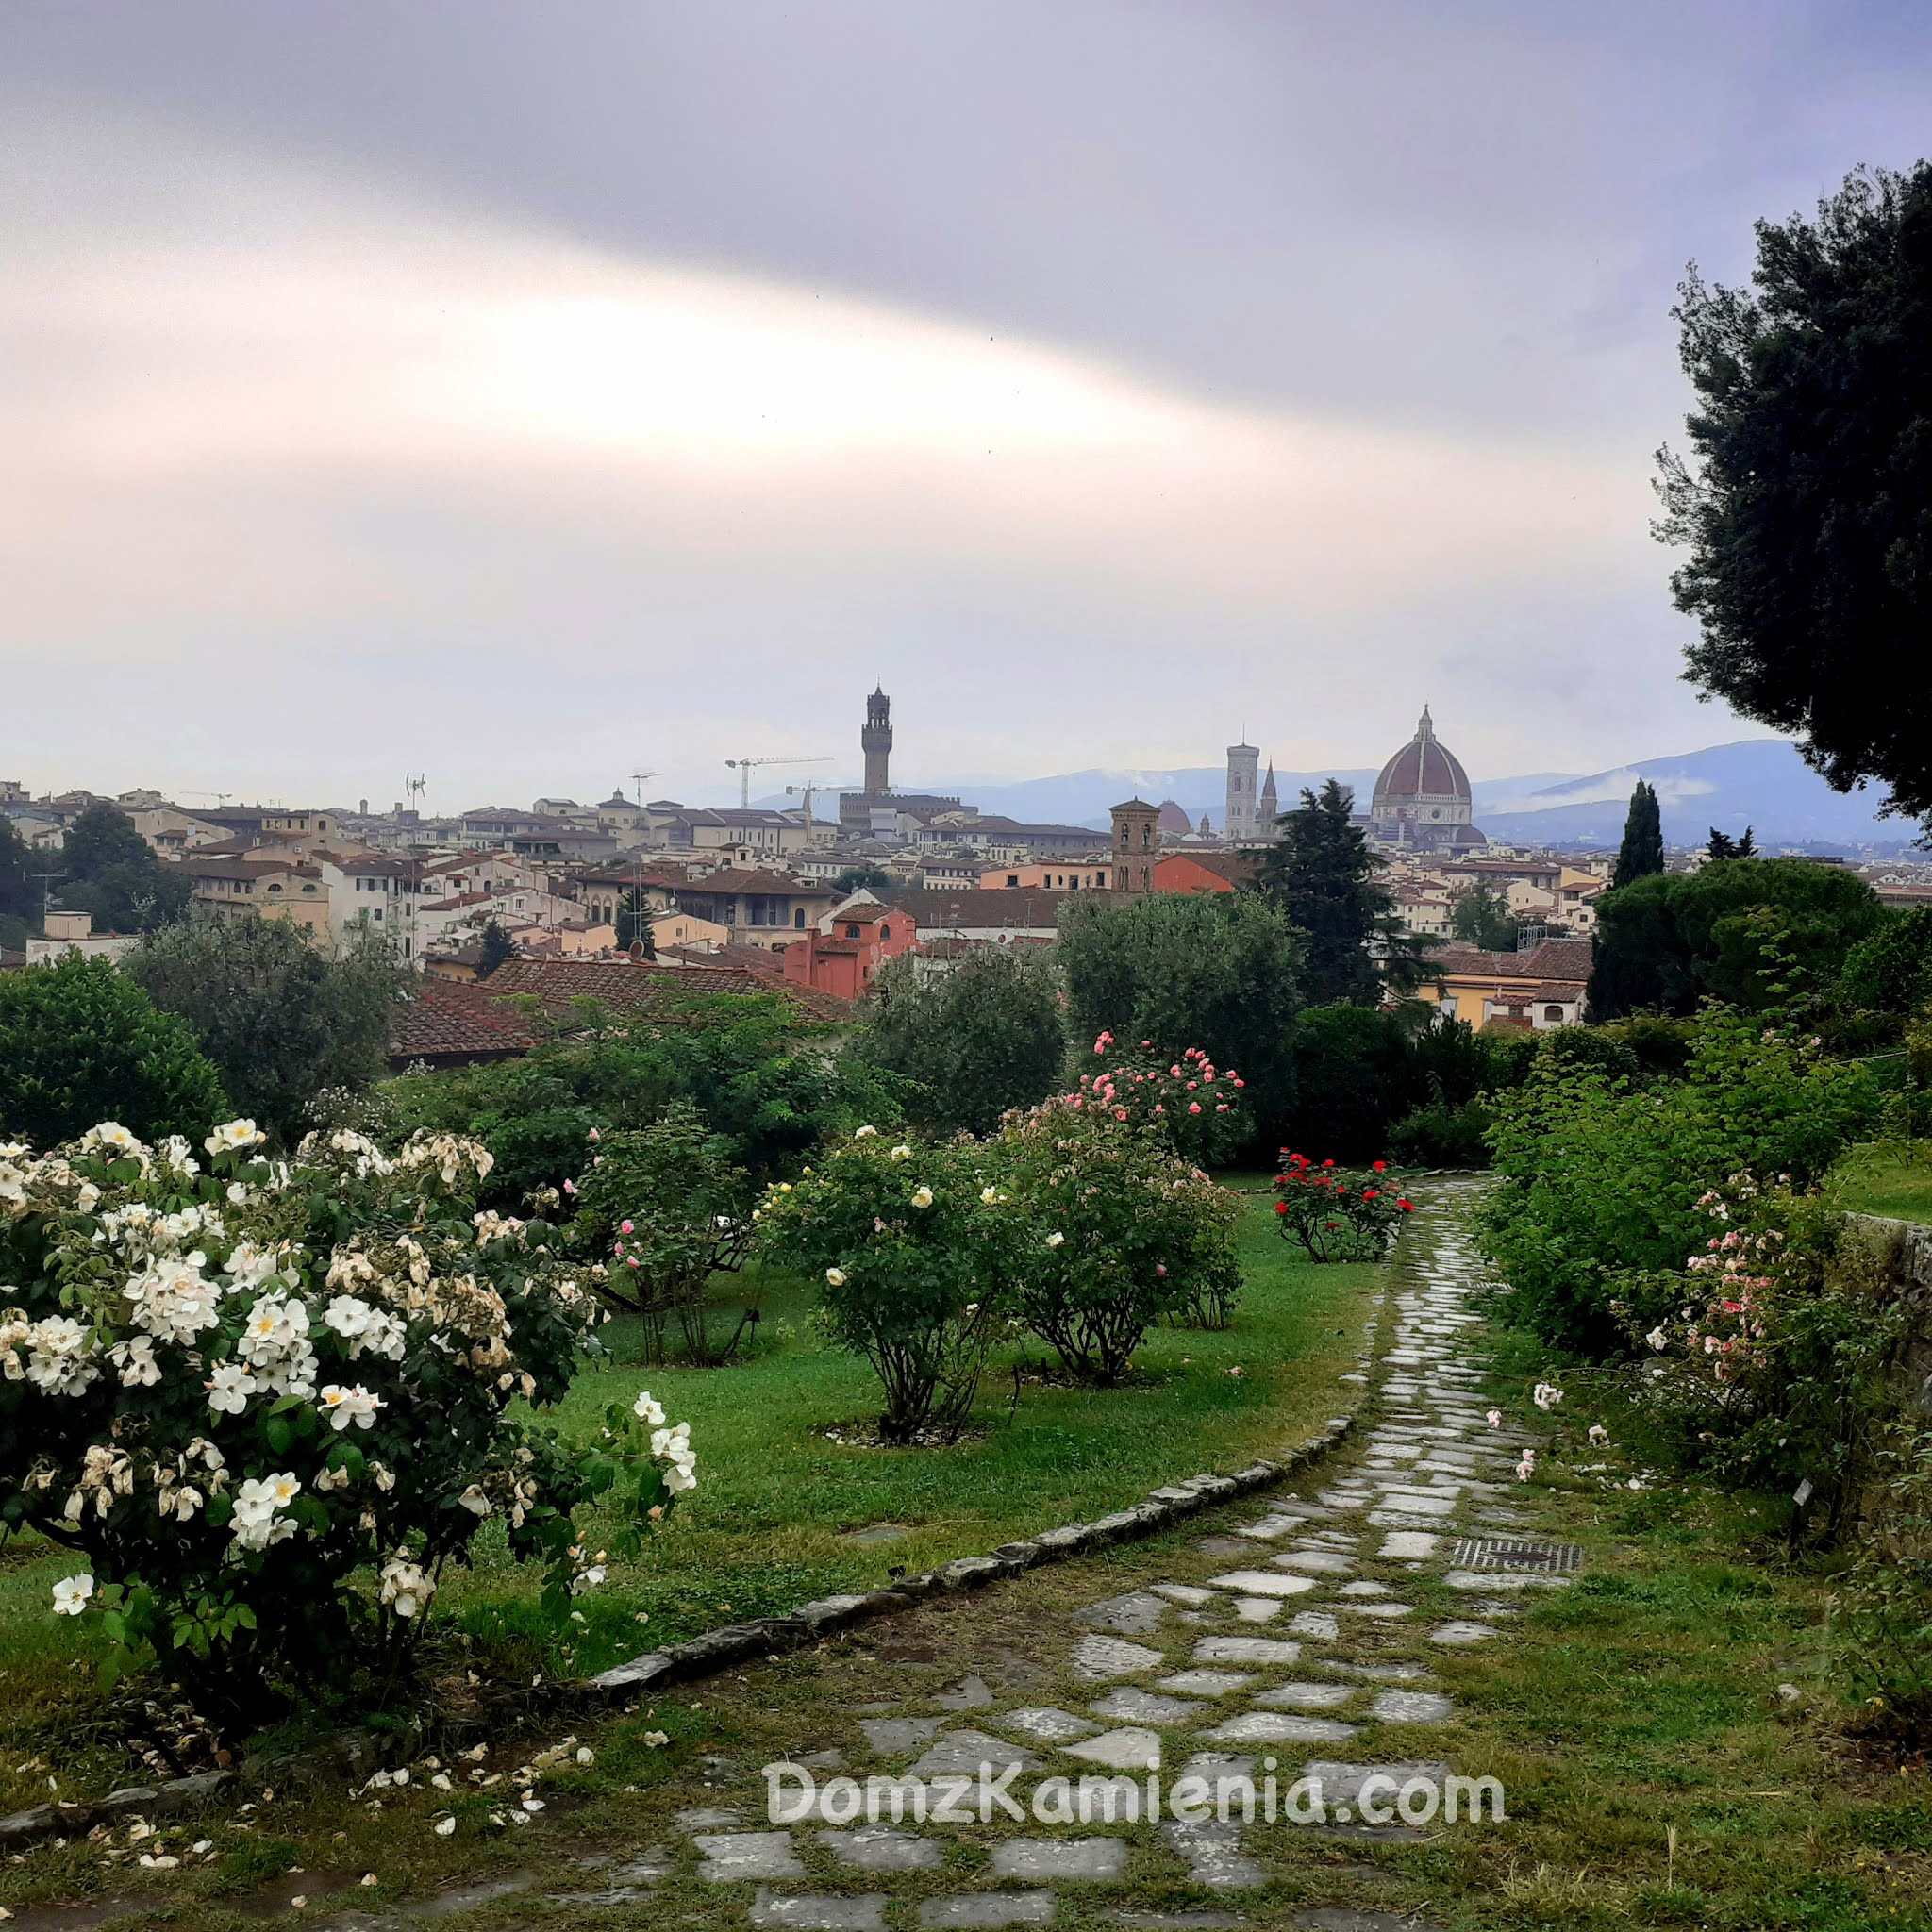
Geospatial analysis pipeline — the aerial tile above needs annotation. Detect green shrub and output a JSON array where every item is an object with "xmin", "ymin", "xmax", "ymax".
[
  {"xmin": 1271, "ymin": 1154, "xmax": 1414, "ymax": 1260},
  {"xmin": 1388, "ymin": 1095, "xmax": 1493, "ymax": 1168},
  {"xmin": 572, "ymin": 1103, "xmax": 755, "ymax": 1363},
  {"xmin": 0, "ymin": 1119, "xmax": 689, "ymax": 1720},
  {"xmin": 0, "ymin": 956, "xmax": 229, "ymax": 1148},
  {"xmin": 1480, "ymin": 1008, "xmax": 1880, "ymax": 1354},
  {"xmin": 1071, "ymin": 1036, "xmax": 1251, "ymax": 1167},
  {"xmin": 997, "ymin": 1103, "xmax": 1243, "ymax": 1380},
  {"xmin": 1282, "ymin": 1006, "xmax": 1417, "ymax": 1163},
  {"xmin": 753, "ymin": 1130, "xmax": 1022, "ymax": 1441},
  {"xmin": 1840, "ymin": 1424, "xmax": 1932, "ymax": 1745},
  {"xmin": 855, "ymin": 950, "xmax": 1064, "ymax": 1138}
]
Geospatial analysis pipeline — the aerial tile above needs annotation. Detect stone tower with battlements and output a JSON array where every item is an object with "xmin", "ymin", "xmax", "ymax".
[{"xmin": 862, "ymin": 686, "xmax": 892, "ymax": 796}]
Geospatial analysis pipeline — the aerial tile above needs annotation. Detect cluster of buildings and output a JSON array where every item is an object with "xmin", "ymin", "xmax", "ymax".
[{"xmin": 12, "ymin": 694, "xmax": 1932, "ymax": 1054}]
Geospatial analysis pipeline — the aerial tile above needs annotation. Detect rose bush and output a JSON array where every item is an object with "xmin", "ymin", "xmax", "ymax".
[
  {"xmin": 752, "ymin": 1128, "xmax": 1024, "ymax": 1441},
  {"xmin": 1272, "ymin": 1152, "xmax": 1414, "ymax": 1261},
  {"xmin": 0, "ymin": 1119, "xmax": 693, "ymax": 1718},
  {"xmin": 1067, "ymin": 1034, "xmax": 1249, "ymax": 1167},
  {"xmin": 998, "ymin": 1102, "xmax": 1244, "ymax": 1380}
]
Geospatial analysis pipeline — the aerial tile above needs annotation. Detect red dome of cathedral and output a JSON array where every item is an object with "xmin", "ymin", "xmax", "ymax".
[{"xmin": 1373, "ymin": 706, "xmax": 1471, "ymax": 808}]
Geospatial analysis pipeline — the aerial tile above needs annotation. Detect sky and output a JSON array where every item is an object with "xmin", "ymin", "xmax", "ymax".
[{"xmin": 6, "ymin": 1, "xmax": 1931, "ymax": 814}]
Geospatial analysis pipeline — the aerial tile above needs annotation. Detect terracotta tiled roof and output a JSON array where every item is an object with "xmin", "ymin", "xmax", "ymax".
[{"xmin": 389, "ymin": 982, "xmax": 539, "ymax": 1065}]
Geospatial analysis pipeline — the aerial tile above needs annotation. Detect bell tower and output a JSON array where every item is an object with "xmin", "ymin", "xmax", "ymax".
[
  {"xmin": 862, "ymin": 686, "xmax": 892, "ymax": 796},
  {"xmin": 1108, "ymin": 798, "xmax": 1160, "ymax": 895}
]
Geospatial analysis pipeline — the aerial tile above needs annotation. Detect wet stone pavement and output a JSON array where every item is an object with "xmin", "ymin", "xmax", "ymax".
[{"xmin": 359, "ymin": 1182, "xmax": 1569, "ymax": 1931}]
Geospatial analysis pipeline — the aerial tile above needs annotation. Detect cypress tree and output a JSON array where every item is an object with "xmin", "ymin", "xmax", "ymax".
[{"xmin": 1611, "ymin": 781, "xmax": 1665, "ymax": 889}]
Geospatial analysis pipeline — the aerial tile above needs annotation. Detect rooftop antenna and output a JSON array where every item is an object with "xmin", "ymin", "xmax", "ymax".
[
  {"xmin": 630, "ymin": 768, "xmax": 661, "ymax": 807},
  {"xmin": 405, "ymin": 773, "xmax": 426, "ymax": 814}
]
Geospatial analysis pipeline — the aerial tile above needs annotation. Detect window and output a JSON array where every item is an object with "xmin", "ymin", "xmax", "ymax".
[
  {"xmin": 846, "ymin": 924, "xmax": 861, "ymax": 940},
  {"xmin": 1543, "ymin": 1005, "xmax": 1563, "ymax": 1023},
  {"xmin": 267, "ymin": 883, "xmax": 282, "ymax": 894},
  {"xmin": 793, "ymin": 907, "xmax": 806, "ymax": 927},
  {"xmin": 879, "ymin": 924, "xmax": 891, "ymax": 941}
]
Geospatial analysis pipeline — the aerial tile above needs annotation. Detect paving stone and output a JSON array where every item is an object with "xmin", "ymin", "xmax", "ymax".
[
  {"xmin": 1080, "ymin": 1592, "xmax": 1170, "ymax": 1636},
  {"xmin": 692, "ymin": 1831, "xmax": 807, "ymax": 1882},
  {"xmin": 792, "ymin": 1749, "xmax": 847, "ymax": 1771},
  {"xmin": 546, "ymin": 1848, "xmax": 674, "ymax": 1906},
  {"xmin": 1091, "ymin": 1687, "xmax": 1207, "ymax": 1726},
  {"xmin": 990, "ymin": 1838, "xmax": 1128, "ymax": 1881},
  {"xmin": 677, "ymin": 1805, "xmax": 746, "ymax": 1829},
  {"xmin": 1370, "ymin": 1690, "xmax": 1454, "ymax": 1724},
  {"xmin": 1346, "ymin": 1602, "xmax": 1415, "ymax": 1619},
  {"xmin": 1375, "ymin": 1532, "xmax": 1439, "ymax": 1558},
  {"xmin": 1273, "ymin": 1550, "xmax": 1356, "ymax": 1575},
  {"xmin": 1302, "ymin": 1759, "xmax": 1452, "ymax": 1817},
  {"xmin": 1428, "ymin": 1621, "xmax": 1498, "ymax": 1646},
  {"xmin": 1253, "ymin": 1681, "xmax": 1357, "ymax": 1709},
  {"xmin": 1071, "ymin": 1634, "xmax": 1165, "ymax": 1679},
  {"xmin": 1337, "ymin": 1580, "xmax": 1391, "ymax": 1596},
  {"xmin": 858, "ymin": 1717, "xmax": 943, "ymax": 1755},
  {"xmin": 1192, "ymin": 1635, "xmax": 1301, "ymax": 1666},
  {"xmin": 933, "ymin": 1675, "xmax": 995, "ymax": 1709},
  {"xmin": 1233, "ymin": 1597, "xmax": 1283, "ymax": 1623},
  {"xmin": 1203, "ymin": 1710, "xmax": 1357, "ymax": 1744},
  {"xmin": 1291, "ymin": 1912, "xmax": 1443, "ymax": 1932},
  {"xmin": 1162, "ymin": 1818, "xmax": 1269, "ymax": 1890},
  {"xmin": 997, "ymin": 1707, "xmax": 1100, "ymax": 1742},
  {"xmin": 1157, "ymin": 1670, "xmax": 1254, "ymax": 1697},
  {"xmin": 1289, "ymin": 1610, "xmax": 1339, "ymax": 1640},
  {"xmin": 1149, "ymin": 1584, "xmax": 1217, "ymax": 1607},
  {"xmin": 1207, "ymin": 1570, "xmax": 1316, "ymax": 1599},
  {"xmin": 1367, "ymin": 1510, "xmax": 1457, "ymax": 1531},
  {"xmin": 749, "ymin": 1890, "xmax": 887, "ymax": 1930},
  {"xmin": 1196, "ymin": 1537, "xmax": 1255, "ymax": 1557},
  {"xmin": 1113, "ymin": 1913, "xmax": 1247, "ymax": 1928},
  {"xmin": 819, "ymin": 1825, "xmax": 944, "ymax": 1872},
  {"xmin": 1062, "ymin": 1726, "xmax": 1164, "ymax": 1771},
  {"xmin": 918, "ymin": 1893, "xmax": 1056, "ymax": 1926},
  {"xmin": 908, "ymin": 1731, "xmax": 1041, "ymax": 1777},
  {"xmin": 1330, "ymin": 1661, "xmax": 1431, "ymax": 1682}
]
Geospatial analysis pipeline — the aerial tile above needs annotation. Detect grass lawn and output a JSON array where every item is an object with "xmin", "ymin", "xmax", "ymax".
[
  {"xmin": 1829, "ymin": 1140, "xmax": 1932, "ymax": 1224},
  {"xmin": 0, "ymin": 1191, "xmax": 1378, "ymax": 1818}
]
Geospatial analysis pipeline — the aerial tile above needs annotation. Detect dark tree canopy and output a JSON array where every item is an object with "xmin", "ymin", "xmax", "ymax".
[
  {"xmin": 855, "ymin": 948, "xmax": 1065, "ymax": 1138},
  {"xmin": 53, "ymin": 802, "xmax": 191, "ymax": 934},
  {"xmin": 1450, "ymin": 882, "xmax": 1517, "ymax": 952},
  {"xmin": 1611, "ymin": 781, "xmax": 1665, "ymax": 890},
  {"xmin": 476, "ymin": 919, "xmax": 516, "ymax": 977},
  {"xmin": 0, "ymin": 955, "xmax": 229, "ymax": 1148},
  {"xmin": 0, "ymin": 814, "xmax": 34, "ymax": 924},
  {"xmin": 834, "ymin": 865, "xmax": 896, "ymax": 893},
  {"xmin": 1706, "ymin": 826, "xmax": 1757, "ymax": 860},
  {"xmin": 125, "ymin": 918, "xmax": 408, "ymax": 1146},
  {"xmin": 1253, "ymin": 779, "xmax": 1436, "ymax": 1006},
  {"xmin": 1657, "ymin": 162, "xmax": 1932, "ymax": 824},
  {"xmin": 1058, "ymin": 889, "xmax": 1304, "ymax": 1133},
  {"xmin": 1588, "ymin": 857, "xmax": 1886, "ymax": 1019}
]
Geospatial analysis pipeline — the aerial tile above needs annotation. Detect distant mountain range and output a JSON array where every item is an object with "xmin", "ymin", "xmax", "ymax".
[{"xmin": 746, "ymin": 739, "xmax": 1919, "ymax": 855}]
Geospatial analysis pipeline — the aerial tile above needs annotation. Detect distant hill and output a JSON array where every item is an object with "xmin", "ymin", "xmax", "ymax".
[{"xmin": 1479, "ymin": 741, "xmax": 1911, "ymax": 852}]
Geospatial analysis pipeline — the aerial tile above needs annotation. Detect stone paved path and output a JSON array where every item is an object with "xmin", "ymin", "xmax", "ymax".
[{"xmin": 353, "ymin": 1180, "xmax": 1574, "ymax": 1931}]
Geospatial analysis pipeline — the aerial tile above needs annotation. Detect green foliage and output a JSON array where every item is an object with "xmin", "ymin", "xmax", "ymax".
[
  {"xmin": 1271, "ymin": 1154, "xmax": 1413, "ymax": 1260},
  {"xmin": 998, "ymin": 1104, "xmax": 1243, "ymax": 1379},
  {"xmin": 1253, "ymin": 778, "xmax": 1437, "ymax": 1005},
  {"xmin": 1282, "ymin": 1006, "xmax": 1417, "ymax": 1164},
  {"xmin": 476, "ymin": 919, "xmax": 516, "ymax": 977},
  {"xmin": 572, "ymin": 1103, "xmax": 755, "ymax": 1363},
  {"xmin": 125, "ymin": 919, "xmax": 408, "ymax": 1150},
  {"xmin": 1058, "ymin": 890, "xmax": 1303, "ymax": 1137},
  {"xmin": 0, "ymin": 815, "xmax": 33, "ymax": 924},
  {"xmin": 1449, "ymin": 881, "xmax": 1518, "ymax": 950},
  {"xmin": 0, "ymin": 956, "xmax": 229, "ymax": 1148},
  {"xmin": 612, "ymin": 889, "xmax": 657, "ymax": 955},
  {"xmin": 1657, "ymin": 162, "xmax": 1932, "ymax": 826},
  {"xmin": 1589, "ymin": 858, "xmax": 1886, "ymax": 1020},
  {"xmin": 856, "ymin": 950, "xmax": 1064, "ymax": 1138},
  {"xmin": 1840, "ymin": 1423, "xmax": 1932, "ymax": 1743},
  {"xmin": 1707, "ymin": 825, "xmax": 1757, "ymax": 859},
  {"xmin": 1387, "ymin": 1094, "xmax": 1493, "ymax": 1167},
  {"xmin": 1611, "ymin": 780, "xmax": 1665, "ymax": 889},
  {"xmin": 1840, "ymin": 905, "xmax": 1932, "ymax": 1018},
  {"xmin": 0, "ymin": 1121, "xmax": 689, "ymax": 1717},
  {"xmin": 53, "ymin": 803, "xmax": 192, "ymax": 934},
  {"xmin": 386, "ymin": 988, "xmax": 910, "ymax": 1192},
  {"xmin": 833, "ymin": 865, "xmax": 896, "ymax": 893},
  {"xmin": 753, "ymin": 1132, "xmax": 1022, "ymax": 1440},
  {"xmin": 1480, "ymin": 1008, "xmax": 1881, "ymax": 1353}
]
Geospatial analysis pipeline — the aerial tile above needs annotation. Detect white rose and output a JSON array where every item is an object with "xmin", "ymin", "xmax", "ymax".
[
  {"xmin": 910, "ymin": 1187, "xmax": 933, "ymax": 1209},
  {"xmin": 824, "ymin": 1267, "xmax": 847, "ymax": 1288},
  {"xmin": 51, "ymin": 1574, "xmax": 93, "ymax": 1616}
]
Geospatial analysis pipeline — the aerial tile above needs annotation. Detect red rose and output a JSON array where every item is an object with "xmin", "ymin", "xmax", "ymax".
[{"xmin": 1274, "ymin": 1201, "xmax": 1288, "ymax": 1215}]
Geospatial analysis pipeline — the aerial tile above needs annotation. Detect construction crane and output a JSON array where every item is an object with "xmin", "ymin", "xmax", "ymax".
[
  {"xmin": 785, "ymin": 778, "xmax": 832, "ymax": 829},
  {"xmin": 724, "ymin": 755, "xmax": 830, "ymax": 811}
]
